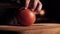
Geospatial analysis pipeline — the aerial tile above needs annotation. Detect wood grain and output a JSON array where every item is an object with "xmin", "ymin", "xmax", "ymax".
[{"xmin": 0, "ymin": 23, "xmax": 60, "ymax": 34}]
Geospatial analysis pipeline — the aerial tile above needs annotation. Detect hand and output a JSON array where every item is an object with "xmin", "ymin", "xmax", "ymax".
[
  {"xmin": 25, "ymin": 0, "xmax": 42, "ymax": 12},
  {"xmin": 17, "ymin": 0, "xmax": 43, "ymax": 14}
]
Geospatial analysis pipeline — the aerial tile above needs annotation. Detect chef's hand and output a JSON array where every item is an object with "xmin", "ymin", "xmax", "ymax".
[
  {"xmin": 25, "ymin": 0, "xmax": 42, "ymax": 12},
  {"xmin": 17, "ymin": 0, "xmax": 42, "ymax": 14}
]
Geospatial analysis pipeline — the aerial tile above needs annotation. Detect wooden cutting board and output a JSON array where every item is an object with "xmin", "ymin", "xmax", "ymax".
[{"xmin": 0, "ymin": 23, "xmax": 60, "ymax": 34}]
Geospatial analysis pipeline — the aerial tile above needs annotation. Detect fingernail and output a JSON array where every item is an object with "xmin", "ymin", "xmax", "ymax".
[
  {"xmin": 25, "ymin": 8, "xmax": 27, "ymax": 9},
  {"xmin": 32, "ymin": 9, "xmax": 34, "ymax": 11}
]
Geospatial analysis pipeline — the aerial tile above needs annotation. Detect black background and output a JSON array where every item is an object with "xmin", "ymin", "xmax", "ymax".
[{"xmin": 40, "ymin": 0, "xmax": 60, "ymax": 23}]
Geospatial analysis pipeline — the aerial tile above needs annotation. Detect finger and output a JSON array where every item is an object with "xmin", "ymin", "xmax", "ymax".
[
  {"xmin": 25, "ymin": 0, "xmax": 30, "ymax": 9},
  {"xmin": 37, "ymin": 1, "xmax": 42, "ymax": 11},
  {"xmin": 36, "ymin": 1, "xmax": 42, "ymax": 14},
  {"xmin": 32, "ymin": 0, "xmax": 39, "ymax": 11}
]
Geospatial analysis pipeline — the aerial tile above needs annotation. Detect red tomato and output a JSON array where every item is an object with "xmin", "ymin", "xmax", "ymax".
[{"xmin": 17, "ymin": 9, "xmax": 36, "ymax": 26}]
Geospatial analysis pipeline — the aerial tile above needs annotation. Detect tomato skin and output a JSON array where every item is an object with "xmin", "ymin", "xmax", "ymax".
[{"xmin": 16, "ymin": 9, "xmax": 36, "ymax": 26}]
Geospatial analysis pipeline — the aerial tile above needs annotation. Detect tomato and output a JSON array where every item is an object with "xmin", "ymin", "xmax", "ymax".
[{"xmin": 17, "ymin": 9, "xmax": 36, "ymax": 26}]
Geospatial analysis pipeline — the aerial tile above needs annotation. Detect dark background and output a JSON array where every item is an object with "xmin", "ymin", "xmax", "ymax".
[
  {"xmin": 38, "ymin": 0, "xmax": 60, "ymax": 23},
  {"xmin": 0, "ymin": 0, "xmax": 60, "ymax": 25}
]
